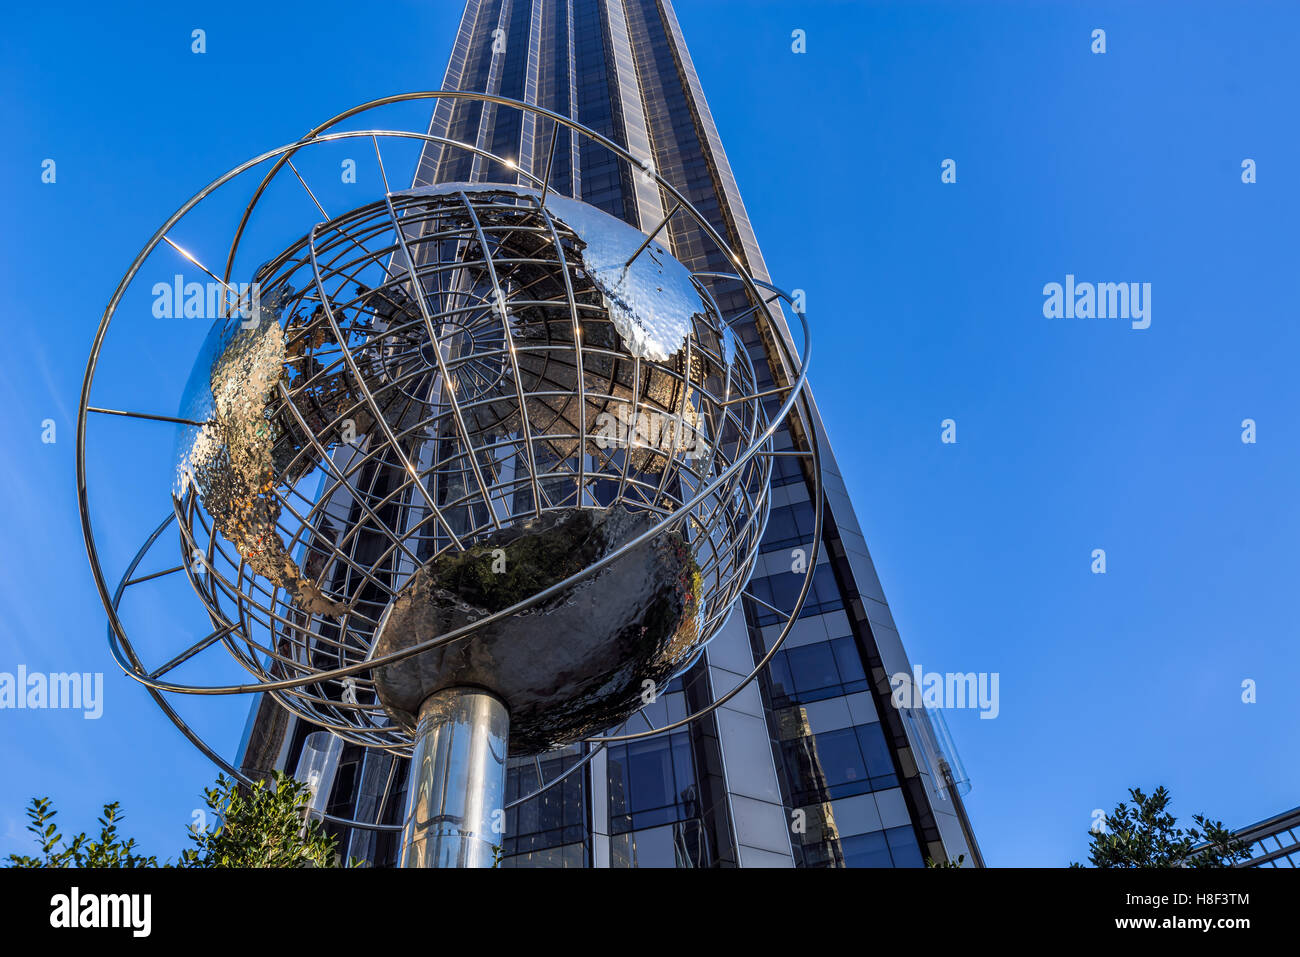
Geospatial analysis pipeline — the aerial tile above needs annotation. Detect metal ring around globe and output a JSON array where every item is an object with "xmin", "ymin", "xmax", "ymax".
[
  {"xmin": 79, "ymin": 90, "xmax": 824, "ymax": 823},
  {"xmin": 79, "ymin": 97, "xmax": 814, "ymax": 816}
]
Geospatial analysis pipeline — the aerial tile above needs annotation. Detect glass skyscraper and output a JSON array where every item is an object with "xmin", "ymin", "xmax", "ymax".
[{"xmin": 238, "ymin": 0, "xmax": 981, "ymax": 869}]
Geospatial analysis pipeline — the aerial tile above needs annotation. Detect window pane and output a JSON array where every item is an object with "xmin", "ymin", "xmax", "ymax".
[
  {"xmin": 841, "ymin": 830, "xmax": 893, "ymax": 868},
  {"xmin": 855, "ymin": 722, "xmax": 896, "ymax": 779},
  {"xmin": 786, "ymin": 642, "xmax": 839, "ymax": 694},
  {"xmin": 627, "ymin": 738, "xmax": 675, "ymax": 812},
  {"xmin": 831, "ymin": 636, "xmax": 866, "ymax": 682},
  {"xmin": 809, "ymin": 728, "xmax": 867, "ymax": 787},
  {"xmin": 885, "ymin": 825, "xmax": 924, "ymax": 868}
]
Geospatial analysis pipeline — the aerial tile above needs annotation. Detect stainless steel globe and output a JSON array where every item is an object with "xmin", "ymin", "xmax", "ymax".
[
  {"xmin": 173, "ymin": 184, "xmax": 769, "ymax": 755},
  {"xmin": 78, "ymin": 92, "xmax": 820, "ymax": 866}
]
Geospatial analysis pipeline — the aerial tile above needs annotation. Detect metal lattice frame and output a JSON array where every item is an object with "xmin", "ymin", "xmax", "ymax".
[{"xmin": 78, "ymin": 92, "xmax": 823, "ymax": 827}]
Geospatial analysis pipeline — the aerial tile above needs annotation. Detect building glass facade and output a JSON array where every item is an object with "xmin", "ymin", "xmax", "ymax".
[{"xmin": 239, "ymin": 0, "xmax": 980, "ymax": 869}]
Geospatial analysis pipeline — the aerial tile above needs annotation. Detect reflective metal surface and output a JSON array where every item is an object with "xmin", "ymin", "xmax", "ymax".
[{"xmin": 400, "ymin": 688, "xmax": 509, "ymax": 868}]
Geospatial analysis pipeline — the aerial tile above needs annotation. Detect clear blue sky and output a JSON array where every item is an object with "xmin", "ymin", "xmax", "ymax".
[{"xmin": 2, "ymin": 0, "xmax": 1296, "ymax": 867}]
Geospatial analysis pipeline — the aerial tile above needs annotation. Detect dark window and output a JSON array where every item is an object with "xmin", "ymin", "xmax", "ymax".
[{"xmin": 841, "ymin": 830, "xmax": 893, "ymax": 868}]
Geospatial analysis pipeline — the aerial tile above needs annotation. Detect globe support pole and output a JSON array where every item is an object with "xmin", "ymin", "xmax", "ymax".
[{"xmin": 398, "ymin": 687, "xmax": 510, "ymax": 868}]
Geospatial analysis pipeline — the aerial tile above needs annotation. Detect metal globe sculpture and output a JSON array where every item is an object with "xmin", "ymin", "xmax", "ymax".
[
  {"xmin": 175, "ymin": 183, "xmax": 764, "ymax": 752},
  {"xmin": 78, "ymin": 92, "xmax": 821, "ymax": 868}
]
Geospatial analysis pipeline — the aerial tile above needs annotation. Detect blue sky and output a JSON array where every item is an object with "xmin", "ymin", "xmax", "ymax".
[{"xmin": 2, "ymin": 0, "xmax": 1296, "ymax": 867}]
